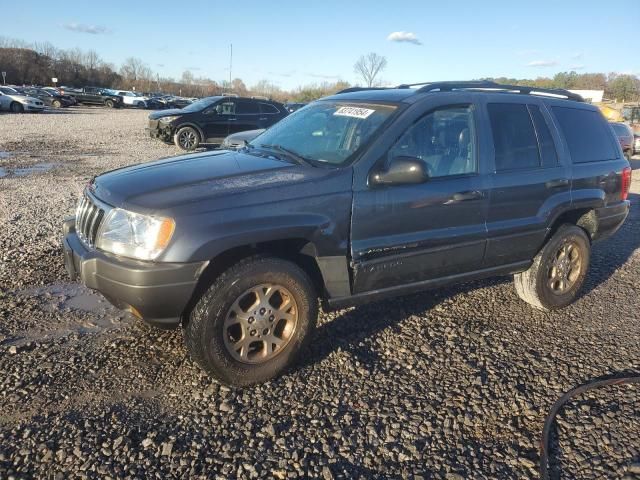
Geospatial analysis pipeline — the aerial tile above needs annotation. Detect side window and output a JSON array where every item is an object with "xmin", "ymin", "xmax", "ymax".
[
  {"xmin": 389, "ymin": 105, "xmax": 476, "ymax": 178},
  {"xmin": 236, "ymin": 101, "xmax": 260, "ymax": 115},
  {"xmin": 216, "ymin": 101, "xmax": 236, "ymax": 115},
  {"xmin": 528, "ymin": 105, "xmax": 559, "ymax": 168},
  {"xmin": 551, "ymin": 107, "xmax": 618, "ymax": 163},
  {"xmin": 260, "ymin": 103, "xmax": 279, "ymax": 114},
  {"xmin": 488, "ymin": 103, "xmax": 540, "ymax": 171}
]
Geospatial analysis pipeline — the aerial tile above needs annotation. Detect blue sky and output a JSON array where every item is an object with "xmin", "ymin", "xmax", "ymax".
[{"xmin": 2, "ymin": 0, "xmax": 638, "ymax": 89}]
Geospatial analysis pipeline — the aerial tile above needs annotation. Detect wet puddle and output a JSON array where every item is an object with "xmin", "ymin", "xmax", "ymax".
[
  {"xmin": 0, "ymin": 162, "xmax": 58, "ymax": 178},
  {"xmin": 3, "ymin": 283, "xmax": 135, "ymax": 347}
]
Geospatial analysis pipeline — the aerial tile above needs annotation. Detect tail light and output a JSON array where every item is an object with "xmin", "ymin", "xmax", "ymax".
[{"xmin": 621, "ymin": 167, "xmax": 632, "ymax": 201}]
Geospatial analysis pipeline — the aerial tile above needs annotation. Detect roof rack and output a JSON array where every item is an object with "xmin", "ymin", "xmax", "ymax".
[
  {"xmin": 222, "ymin": 93, "xmax": 239, "ymax": 97},
  {"xmin": 335, "ymin": 87, "xmax": 390, "ymax": 94},
  {"xmin": 397, "ymin": 81, "xmax": 584, "ymax": 102}
]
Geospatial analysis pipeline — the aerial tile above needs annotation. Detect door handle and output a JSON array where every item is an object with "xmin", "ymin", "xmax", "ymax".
[
  {"xmin": 227, "ymin": 117, "xmax": 237, "ymax": 121},
  {"xmin": 545, "ymin": 178, "xmax": 569, "ymax": 188},
  {"xmin": 259, "ymin": 117, "xmax": 268, "ymax": 121},
  {"xmin": 451, "ymin": 190, "xmax": 484, "ymax": 202}
]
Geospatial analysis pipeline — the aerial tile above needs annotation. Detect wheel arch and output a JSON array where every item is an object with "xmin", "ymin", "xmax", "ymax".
[
  {"xmin": 180, "ymin": 238, "xmax": 328, "ymax": 327},
  {"xmin": 547, "ymin": 208, "xmax": 598, "ymax": 242},
  {"xmin": 175, "ymin": 122, "xmax": 205, "ymax": 141}
]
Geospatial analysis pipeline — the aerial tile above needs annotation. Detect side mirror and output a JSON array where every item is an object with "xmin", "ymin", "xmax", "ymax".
[{"xmin": 369, "ymin": 156, "xmax": 429, "ymax": 186}]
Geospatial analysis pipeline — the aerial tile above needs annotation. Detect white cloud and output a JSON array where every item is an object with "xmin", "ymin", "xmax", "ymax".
[
  {"xmin": 527, "ymin": 60, "xmax": 558, "ymax": 67},
  {"xmin": 63, "ymin": 22, "xmax": 110, "ymax": 34},
  {"xmin": 387, "ymin": 31, "xmax": 422, "ymax": 45},
  {"xmin": 571, "ymin": 52, "xmax": 584, "ymax": 60},
  {"xmin": 569, "ymin": 64, "xmax": 585, "ymax": 70}
]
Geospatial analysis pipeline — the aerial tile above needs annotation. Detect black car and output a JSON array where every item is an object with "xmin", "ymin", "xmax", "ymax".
[
  {"xmin": 61, "ymin": 86, "xmax": 123, "ymax": 108},
  {"xmin": 63, "ymin": 81, "xmax": 631, "ymax": 386},
  {"xmin": 285, "ymin": 102, "xmax": 307, "ymax": 113},
  {"xmin": 18, "ymin": 87, "xmax": 73, "ymax": 108},
  {"xmin": 147, "ymin": 96, "xmax": 288, "ymax": 150}
]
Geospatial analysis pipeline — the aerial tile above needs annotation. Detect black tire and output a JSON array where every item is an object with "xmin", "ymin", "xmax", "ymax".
[
  {"xmin": 174, "ymin": 126, "xmax": 201, "ymax": 151},
  {"xmin": 10, "ymin": 102, "xmax": 24, "ymax": 113},
  {"xmin": 105, "ymin": 99, "xmax": 115, "ymax": 108},
  {"xmin": 514, "ymin": 224, "xmax": 590, "ymax": 311},
  {"xmin": 184, "ymin": 256, "xmax": 318, "ymax": 386},
  {"xmin": 52, "ymin": 99, "xmax": 62, "ymax": 108},
  {"xmin": 136, "ymin": 102, "xmax": 145, "ymax": 108}
]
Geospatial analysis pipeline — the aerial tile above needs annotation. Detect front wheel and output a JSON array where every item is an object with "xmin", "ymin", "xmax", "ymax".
[
  {"xmin": 514, "ymin": 224, "xmax": 590, "ymax": 311},
  {"xmin": 10, "ymin": 102, "xmax": 24, "ymax": 113},
  {"xmin": 52, "ymin": 99, "xmax": 62, "ymax": 108},
  {"xmin": 105, "ymin": 99, "xmax": 115, "ymax": 108},
  {"xmin": 184, "ymin": 256, "xmax": 318, "ymax": 386},
  {"xmin": 174, "ymin": 126, "xmax": 200, "ymax": 151}
]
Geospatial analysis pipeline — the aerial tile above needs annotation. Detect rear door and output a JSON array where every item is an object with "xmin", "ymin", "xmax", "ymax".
[
  {"xmin": 259, "ymin": 102, "xmax": 283, "ymax": 128},
  {"xmin": 483, "ymin": 98, "xmax": 571, "ymax": 267},
  {"xmin": 351, "ymin": 99, "xmax": 490, "ymax": 293},
  {"xmin": 233, "ymin": 100, "xmax": 261, "ymax": 134}
]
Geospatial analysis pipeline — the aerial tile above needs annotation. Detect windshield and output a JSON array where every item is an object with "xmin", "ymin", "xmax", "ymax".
[
  {"xmin": 250, "ymin": 101, "xmax": 397, "ymax": 166},
  {"xmin": 181, "ymin": 97, "xmax": 218, "ymax": 112},
  {"xmin": 0, "ymin": 87, "xmax": 18, "ymax": 94}
]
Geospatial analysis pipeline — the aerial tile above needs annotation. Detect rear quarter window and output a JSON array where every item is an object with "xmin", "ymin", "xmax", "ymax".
[{"xmin": 551, "ymin": 107, "xmax": 618, "ymax": 163}]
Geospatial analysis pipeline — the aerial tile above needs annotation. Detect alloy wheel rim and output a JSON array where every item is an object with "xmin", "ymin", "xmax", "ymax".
[
  {"xmin": 223, "ymin": 283, "xmax": 298, "ymax": 364},
  {"xmin": 179, "ymin": 131, "xmax": 196, "ymax": 148},
  {"xmin": 548, "ymin": 241, "xmax": 582, "ymax": 294}
]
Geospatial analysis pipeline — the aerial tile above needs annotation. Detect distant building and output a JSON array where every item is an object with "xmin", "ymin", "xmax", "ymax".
[{"xmin": 568, "ymin": 89, "xmax": 604, "ymax": 103}]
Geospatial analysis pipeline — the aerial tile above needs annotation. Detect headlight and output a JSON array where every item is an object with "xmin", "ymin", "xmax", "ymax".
[
  {"xmin": 159, "ymin": 116, "xmax": 180, "ymax": 123},
  {"xmin": 96, "ymin": 208, "xmax": 175, "ymax": 261}
]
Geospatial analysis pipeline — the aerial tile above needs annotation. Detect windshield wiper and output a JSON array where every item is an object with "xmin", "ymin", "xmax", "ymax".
[{"xmin": 259, "ymin": 144, "xmax": 315, "ymax": 167}]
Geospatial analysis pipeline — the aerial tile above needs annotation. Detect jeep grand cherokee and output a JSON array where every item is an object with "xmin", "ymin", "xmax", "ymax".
[{"xmin": 63, "ymin": 81, "xmax": 631, "ymax": 386}]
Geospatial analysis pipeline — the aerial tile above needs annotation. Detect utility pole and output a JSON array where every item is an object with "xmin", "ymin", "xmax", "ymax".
[{"xmin": 229, "ymin": 43, "xmax": 233, "ymax": 92}]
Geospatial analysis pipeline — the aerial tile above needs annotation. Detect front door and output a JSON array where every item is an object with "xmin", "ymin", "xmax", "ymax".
[
  {"xmin": 351, "ymin": 104, "xmax": 489, "ymax": 294},
  {"xmin": 202, "ymin": 100, "xmax": 234, "ymax": 141}
]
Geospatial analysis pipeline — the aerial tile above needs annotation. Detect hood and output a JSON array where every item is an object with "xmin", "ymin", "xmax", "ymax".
[
  {"xmin": 91, "ymin": 149, "xmax": 341, "ymax": 214},
  {"xmin": 9, "ymin": 94, "xmax": 41, "ymax": 103},
  {"xmin": 149, "ymin": 108, "xmax": 185, "ymax": 119}
]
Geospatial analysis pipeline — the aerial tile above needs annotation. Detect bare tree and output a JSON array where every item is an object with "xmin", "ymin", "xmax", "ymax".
[{"xmin": 354, "ymin": 52, "xmax": 387, "ymax": 87}]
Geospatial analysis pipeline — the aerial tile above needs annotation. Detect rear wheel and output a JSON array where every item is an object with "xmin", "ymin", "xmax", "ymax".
[
  {"xmin": 174, "ymin": 126, "xmax": 200, "ymax": 151},
  {"xmin": 105, "ymin": 99, "xmax": 115, "ymax": 108},
  {"xmin": 52, "ymin": 99, "xmax": 62, "ymax": 108},
  {"xmin": 184, "ymin": 256, "xmax": 318, "ymax": 386},
  {"xmin": 514, "ymin": 224, "xmax": 590, "ymax": 310},
  {"xmin": 10, "ymin": 102, "xmax": 24, "ymax": 113}
]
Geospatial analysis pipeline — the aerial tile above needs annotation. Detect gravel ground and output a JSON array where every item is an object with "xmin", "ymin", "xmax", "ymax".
[{"xmin": 0, "ymin": 107, "xmax": 639, "ymax": 479}]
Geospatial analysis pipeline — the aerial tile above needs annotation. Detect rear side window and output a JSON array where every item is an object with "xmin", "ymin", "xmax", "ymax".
[
  {"xmin": 236, "ymin": 101, "xmax": 260, "ymax": 114},
  {"xmin": 260, "ymin": 103, "xmax": 279, "ymax": 114},
  {"xmin": 488, "ymin": 103, "xmax": 540, "ymax": 171},
  {"xmin": 611, "ymin": 123, "xmax": 632, "ymax": 136},
  {"xmin": 528, "ymin": 105, "xmax": 559, "ymax": 168},
  {"xmin": 551, "ymin": 107, "xmax": 618, "ymax": 163}
]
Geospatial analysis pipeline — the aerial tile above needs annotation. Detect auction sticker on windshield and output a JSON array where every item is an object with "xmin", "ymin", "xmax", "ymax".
[{"xmin": 334, "ymin": 106, "xmax": 375, "ymax": 119}]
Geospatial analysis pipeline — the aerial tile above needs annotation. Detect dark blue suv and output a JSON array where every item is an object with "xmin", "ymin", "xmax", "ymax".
[{"xmin": 64, "ymin": 81, "xmax": 631, "ymax": 385}]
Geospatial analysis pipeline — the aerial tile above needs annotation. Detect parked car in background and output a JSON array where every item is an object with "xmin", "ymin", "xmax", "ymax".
[
  {"xmin": 42, "ymin": 87, "xmax": 77, "ymax": 105},
  {"xmin": 60, "ymin": 86, "xmax": 123, "ymax": 108},
  {"xmin": 220, "ymin": 128, "xmax": 265, "ymax": 149},
  {"xmin": 112, "ymin": 90, "xmax": 148, "ymax": 108},
  {"xmin": 610, "ymin": 122, "xmax": 634, "ymax": 160},
  {"xmin": 147, "ymin": 96, "xmax": 288, "ymax": 150},
  {"xmin": 285, "ymin": 102, "xmax": 307, "ymax": 113},
  {"xmin": 63, "ymin": 81, "xmax": 631, "ymax": 386},
  {"xmin": 634, "ymin": 135, "xmax": 640, "ymax": 156},
  {"xmin": 17, "ymin": 87, "xmax": 73, "ymax": 108},
  {"xmin": 0, "ymin": 86, "xmax": 45, "ymax": 112}
]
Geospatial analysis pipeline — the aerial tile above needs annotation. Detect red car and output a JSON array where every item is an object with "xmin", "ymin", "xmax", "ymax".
[{"xmin": 610, "ymin": 122, "xmax": 634, "ymax": 160}]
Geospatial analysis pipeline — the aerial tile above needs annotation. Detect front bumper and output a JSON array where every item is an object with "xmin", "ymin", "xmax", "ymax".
[
  {"xmin": 146, "ymin": 120, "xmax": 173, "ymax": 141},
  {"xmin": 62, "ymin": 218, "xmax": 207, "ymax": 328}
]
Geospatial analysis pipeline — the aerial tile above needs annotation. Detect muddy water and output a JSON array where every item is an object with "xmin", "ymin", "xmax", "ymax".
[
  {"xmin": 4, "ymin": 283, "xmax": 135, "ymax": 347},
  {"xmin": 0, "ymin": 162, "xmax": 58, "ymax": 178}
]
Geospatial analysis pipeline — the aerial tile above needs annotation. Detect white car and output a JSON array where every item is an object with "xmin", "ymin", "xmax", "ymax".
[
  {"xmin": 113, "ymin": 90, "xmax": 148, "ymax": 108},
  {"xmin": 0, "ymin": 86, "xmax": 45, "ymax": 113}
]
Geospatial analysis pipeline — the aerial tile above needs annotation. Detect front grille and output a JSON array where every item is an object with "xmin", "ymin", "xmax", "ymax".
[{"xmin": 76, "ymin": 195, "xmax": 106, "ymax": 247}]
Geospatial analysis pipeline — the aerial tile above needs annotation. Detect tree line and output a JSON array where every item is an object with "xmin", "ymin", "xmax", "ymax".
[{"xmin": 1, "ymin": 37, "xmax": 639, "ymax": 103}]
